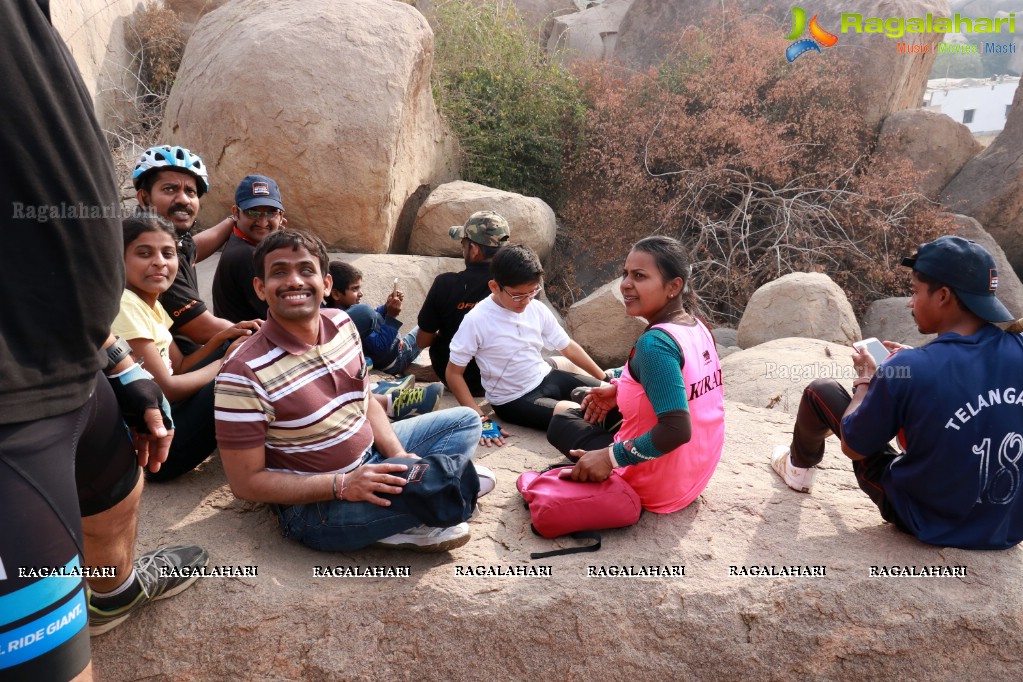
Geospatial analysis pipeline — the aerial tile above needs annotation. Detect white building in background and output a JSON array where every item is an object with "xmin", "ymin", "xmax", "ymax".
[{"xmin": 923, "ymin": 75, "xmax": 1019, "ymax": 135}]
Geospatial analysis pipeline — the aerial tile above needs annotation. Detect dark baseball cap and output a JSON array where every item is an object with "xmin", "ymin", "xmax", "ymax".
[
  {"xmin": 235, "ymin": 175, "xmax": 284, "ymax": 211},
  {"xmin": 901, "ymin": 235, "xmax": 1013, "ymax": 323}
]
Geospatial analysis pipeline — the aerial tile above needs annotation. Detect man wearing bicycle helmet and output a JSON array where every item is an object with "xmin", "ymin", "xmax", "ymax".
[{"xmin": 133, "ymin": 145, "xmax": 239, "ymax": 354}]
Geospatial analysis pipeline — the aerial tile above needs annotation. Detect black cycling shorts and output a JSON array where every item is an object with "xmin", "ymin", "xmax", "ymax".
[{"xmin": 0, "ymin": 374, "xmax": 139, "ymax": 680}]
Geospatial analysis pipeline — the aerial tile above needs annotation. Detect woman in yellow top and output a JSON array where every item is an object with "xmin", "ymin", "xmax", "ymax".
[{"xmin": 112, "ymin": 215, "xmax": 258, "ymax": 480}]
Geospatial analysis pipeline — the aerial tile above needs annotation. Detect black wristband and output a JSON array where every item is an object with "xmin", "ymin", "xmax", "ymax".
[{"xmin": 104, "ymin": 336, "xmax": 133, "ymax": 372}]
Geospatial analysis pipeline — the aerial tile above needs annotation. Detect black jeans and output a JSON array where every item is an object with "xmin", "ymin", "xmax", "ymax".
[{"xmin": 492, "ymin": 369, "xmax": 603, "ymax": 431}]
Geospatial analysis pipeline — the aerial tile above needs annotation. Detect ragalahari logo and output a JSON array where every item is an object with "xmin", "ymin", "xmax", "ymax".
[{"xmin": 785, "ymin": 7, "xmax": 839, "ymax": 61}]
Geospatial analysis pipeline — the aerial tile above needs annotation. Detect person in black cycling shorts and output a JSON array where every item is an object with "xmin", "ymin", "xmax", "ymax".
[{"xmin": 0, "ymin": 2, "xmax": 208, "ymax": 680}]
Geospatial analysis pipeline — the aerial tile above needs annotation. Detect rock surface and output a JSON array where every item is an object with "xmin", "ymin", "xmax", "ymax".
[
  {"xmin": 164, "ymin": 0, "xmax": 228, "ymax": 29},
  {"xmin": 163, "ymin": 0, "xmax": 457, "ymax": 252},
  {"xmin": 547, "ymin": 0, "xmax": 634, "ymax": 66},
  {"xmin": 722, "ymin": 337, "xmax": 855, "ymax": 415},
  {"xmin": 711, "ymin": 328, "xmax": 738, "ymax": 348},
  {"xmin": 943, "ymin": 85, "xmax": 1023, "ymax": 274},
  {"xmin": 861, "ymin": 298, "xmax": 936, "ymax": 347},
  {"xmin": 565, "ymin": 280, "xmax": 647, "ymax": 367},
  {"xmin": 736, "ymin": 272, "xmax": 862, "ymax": 349},
  {"xmin": 91, "ymin": 393, "xmax": 1023, "ymax": 680},
  {"xmin": 51, "ymin": 0, "xmax": 137, "ymax": 129},
  {"xmin": 613, "ymin": 0, "xmax": 949, "ymax": 128},
  {"xmin": 877, "ymin": 108, "xmax": 981, "ymax": 198},
  {"xmin": 409, "ymin": 181, "xmax": 557, "ymax": 261}
]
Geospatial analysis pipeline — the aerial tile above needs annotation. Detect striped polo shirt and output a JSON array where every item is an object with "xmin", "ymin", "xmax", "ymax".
[{"xmin": 214, "ymin": 308, "xmax": 373, "ymax": 474}]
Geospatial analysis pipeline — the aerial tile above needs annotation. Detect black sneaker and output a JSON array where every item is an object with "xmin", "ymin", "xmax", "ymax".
[{"xmin": 88, "ymin": 545, "xmax": 209, "ymax": 635}]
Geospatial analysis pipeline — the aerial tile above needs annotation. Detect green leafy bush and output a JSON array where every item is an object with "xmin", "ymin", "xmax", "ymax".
[{"xmin": 426, "ymin": 0, "xmax": 584, "ymax": 208}]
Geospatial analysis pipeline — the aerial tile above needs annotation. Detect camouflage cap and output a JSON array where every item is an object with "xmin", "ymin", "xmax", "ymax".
[{"xmin": 448, "ymin": 210, "xmax": 511, "ymax": 247}]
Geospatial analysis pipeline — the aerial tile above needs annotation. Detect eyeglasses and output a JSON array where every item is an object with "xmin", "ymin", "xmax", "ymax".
[
  {"xmin": 242, "ymin": 208, "xmax": 282, "ymax": 222},
  {"xmin": 501, "ymin": 284, "xmax": 542, "ymax": 303}
]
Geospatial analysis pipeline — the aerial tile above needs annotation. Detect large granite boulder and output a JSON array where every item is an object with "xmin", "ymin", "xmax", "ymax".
[
  {"xmin": 91, "ymin": 394, "xmax": 1023, "ymax": 680},
  {"xmin": 566, "ymin": 279, "xmax": 646, "ymax": 367},
  {"xmin": 51, "ymin": 0, "xmax": 137, "ymax": 129},
  {"xmin": 613, "ymin": 0, "xmax": 949, "ymax": 128},
  {"xmin": 547, "ymin": 0, "xmax": 634, "ymax": 65},
  {"xmin": 164, "ymin": 0, "xmax": 228, "ymax": 28},
  {"xmin": 737, "ymin": 272, "xmax": 862, "ymax": 349},
  {"xmin": 861, "ymin": 298, "xmax": 936, "ymax": 347},
  {"xmin": 877, "ymin": 108, "xmax": 982, "ymax": 198},
  {"xmin": 163, "ymin": 0, "xmax": 457, "ymax": 252},
  {"xmin": 711, "ymin": 327, "xmax": 738, "ymax": 347},
  {"xmin": 948, "ymin": 213, "xmax": 1023, "ymax": 318},
  {"xmin": 942, "ymin": 83, "xmax": 1023, "ymax": 274},
  {"xmin": 722, "ymin": 337, "xmax": 855, "ymax": 415},
  {"xmin": 409, "ymin": 181, "xmax": 557, "ymax": 261}
]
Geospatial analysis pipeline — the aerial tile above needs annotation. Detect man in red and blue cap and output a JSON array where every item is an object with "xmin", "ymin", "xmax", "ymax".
[
  {"xmin": 212, "ymin": 175, "xmax": 286, "ymax": 323},
  {"xmin": 771, "ymin": 236, "xmax": 1023, "ymax": 549}
]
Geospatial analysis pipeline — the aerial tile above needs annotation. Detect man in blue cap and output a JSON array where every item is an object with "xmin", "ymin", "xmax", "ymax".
[
  {"xmin": 212, "ymin": 175, "xmax": 286, "ymax": 322},
  {"xmin": 770, "ymin": 236, "xmax": 1023, "ymax": 549}
]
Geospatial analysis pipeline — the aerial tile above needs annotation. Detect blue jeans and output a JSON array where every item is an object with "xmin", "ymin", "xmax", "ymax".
[
  {"xmin": 276, "ymin": 406, "xmax": 482, "ymax": 551},
  {"xmin": 379, "ymin": 326, "xmax": 422, "ymax": 375}
]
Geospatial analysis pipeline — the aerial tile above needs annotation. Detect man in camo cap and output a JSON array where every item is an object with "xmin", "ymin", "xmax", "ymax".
[{"xmin": 417, "ymin": 211, "xmax": 511, "ymax": 395}]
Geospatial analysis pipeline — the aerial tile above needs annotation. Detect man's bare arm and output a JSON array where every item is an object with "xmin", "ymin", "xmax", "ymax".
[
  {"xmin": 416, "ymin": 329, "xmax": 437, "ymax": 349},
  {"xmin": 193, "ymin": 215, "xmax": 235, "ymax": 262},
  {"xmin": 220, "ymin": 443, "xmax": 410, "ymax": 506}
]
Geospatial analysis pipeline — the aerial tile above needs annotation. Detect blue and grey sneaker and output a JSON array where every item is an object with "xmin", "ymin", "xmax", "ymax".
[
  {"xmin": 390, "ymin": 383, "xmax": 444, "ymax": 420},
  {"xmin": 371, "ymin": 374, "xmax": 415, "ymax": 396},
  {"xmin": 88, "ymin": 545, "xmax": 209, "ymax": 636}
]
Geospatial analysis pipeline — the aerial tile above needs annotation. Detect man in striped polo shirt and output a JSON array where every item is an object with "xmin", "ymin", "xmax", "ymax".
[{"xmin": 214, "ymin": 229, "xmax": 487, "ymax": 552}]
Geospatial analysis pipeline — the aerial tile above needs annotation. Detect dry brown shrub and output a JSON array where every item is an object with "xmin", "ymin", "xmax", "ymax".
[
  {"xmin": 554, "ymin": 15, "xmax": 950, "ymax": 324},
  {"xmin": 104, "ymin": 1, "xmax": 186, "ymax": 195}
]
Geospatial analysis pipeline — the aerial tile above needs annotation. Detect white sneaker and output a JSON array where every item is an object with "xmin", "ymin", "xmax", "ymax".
[
  {"xmin": 771, "ymin": 445, "xmax": 817, "ymax": 493},
  {"xmin": 372, "ymin": 523, "xmax": 471, "ymax": 553},
  {"xmin": 474, "ymin": 463, "xmax": 497, "ymax": 497}
]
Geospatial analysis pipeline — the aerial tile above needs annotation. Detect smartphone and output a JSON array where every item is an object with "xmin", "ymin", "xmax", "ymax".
[
  {"xmin": 853, "ymin": 337, "xmax": 891, "ymax": 366},
  {"xmin": 392, "ymin": 278, "xmax": 399, "ymax": 295}
]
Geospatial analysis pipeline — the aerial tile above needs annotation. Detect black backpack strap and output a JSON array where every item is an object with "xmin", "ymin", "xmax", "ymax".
[{"xmin": 529, "ymin": 530, "xmax": 601, "ymax": 559}]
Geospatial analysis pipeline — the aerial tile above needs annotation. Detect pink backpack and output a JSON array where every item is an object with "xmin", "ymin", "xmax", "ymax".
[{"xmin": 516, "ymin": 466, "xmax": 642, "ymax": 558}]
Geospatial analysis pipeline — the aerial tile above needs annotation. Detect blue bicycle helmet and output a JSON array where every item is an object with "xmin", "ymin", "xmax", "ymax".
[{"xmin": 132, "ymin": 145, "xmax": 210, "ymax": 196}]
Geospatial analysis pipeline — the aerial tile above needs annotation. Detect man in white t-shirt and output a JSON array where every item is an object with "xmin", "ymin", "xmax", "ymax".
[{"xmin": 446, "ymin": 244, "xmax": 605, "ymax": 446}]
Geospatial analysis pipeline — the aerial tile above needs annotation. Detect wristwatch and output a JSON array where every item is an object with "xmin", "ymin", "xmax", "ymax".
[{"xmin": 104, "ymin": 336, "xmax": 133, "ymax": 372}]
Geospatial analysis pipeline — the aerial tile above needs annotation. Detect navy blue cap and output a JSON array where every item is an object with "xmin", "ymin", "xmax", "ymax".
[
  {"xmin": 901, "ymin": 236, "xmax": 1013, "ymax": 323},
  {"xmin": 234, "ymin": 174, "xmax": 284, "ymax": 211}
]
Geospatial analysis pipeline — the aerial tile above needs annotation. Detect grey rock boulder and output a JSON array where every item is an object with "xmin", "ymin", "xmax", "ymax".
[
  {"xmin": 566, "ymin": 279, "xmax": 647, "ymax": 368},
  {"xmin": 877, "ymin": 108, "xmax": 981, "ymax": 198},
  {"xmin": 942, "ymin": 82, "xmax": 1023, "ymax": 273},
  {"xmin": 409, "ymin": 181, "xmax": 557, "ymax": 261},
  {"xmin": 737, "ymin": 272, "xmax": 861, "ymax": 349},
  {"xmin": 163, "ymin": 0, "xmax": 457, "ymax": 252}
]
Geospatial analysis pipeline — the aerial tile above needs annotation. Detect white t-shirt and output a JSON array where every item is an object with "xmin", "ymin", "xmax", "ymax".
[{"xmin": 448, "ymin": 295, "xmax": 571, "ymax": 405}]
